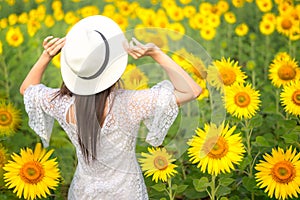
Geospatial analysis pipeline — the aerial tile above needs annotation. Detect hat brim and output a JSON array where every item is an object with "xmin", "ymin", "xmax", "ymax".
[{"xmin": 60, "ymin": 15, "xmax": 128, "ymax": 95}]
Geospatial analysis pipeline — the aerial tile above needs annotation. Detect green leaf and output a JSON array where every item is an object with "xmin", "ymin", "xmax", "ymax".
[
  {"xmin": 248, "ymin": 115, "xmax": 263, "ymax": 128},
  {"xmin": 151, "ymin": 183, "xmax": 166, "ymax": 192},
  {"xmin": 238, "ymin": 155, "xmax": 252, "ymax": 171},
  {"xmin": 219, "ymin": 177, "xmax": 235, "ymax": 186},
  {"xmin": 216, "ymin": 185, "xmax": 231, "ymax": 198},
  {"xmin": 171, "ymin": 184, "xmax": 177, "ymax": 190},
  {"xmin": 193, "ymin": 177, "xmax": 209, "ymax": 192},
  {"xmin": 254, "ymin": 136, "xmax": 271, "ymax": 147},
  {"xmin": 290, "ymin": 126, "xmax": 300, "ymax": 135},
  {"xmin": 176, "ymin": 185, "xmax": 188, "ymax": 193},
  {"xmin": 220, "ymin": 197, "xmax": 229, "ymax": 200},
  {"xmin": 281, "ymin": 133, "xmax": 298, "ymax": 144},
  {"xmin": 242, "ymin": 176, "xmax": 257, "ymax": 192},
  {"xmin": 278, "ymin": 119, "xmax": 297, "ymax": 130}
]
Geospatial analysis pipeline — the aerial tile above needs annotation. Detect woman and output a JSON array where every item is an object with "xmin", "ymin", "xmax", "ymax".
[{"xmin": 20, "ymin": 15, "xmax": 202, "ymax": 199}]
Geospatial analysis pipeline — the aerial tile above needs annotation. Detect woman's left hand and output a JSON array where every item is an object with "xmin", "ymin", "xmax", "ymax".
[
  {"xmin": 124, "ymin": 37, "xmax": 160, "ymax": 59},
  {"xmin": 43, "ymin": 36, "xmax": 66, "ymax": 58}
]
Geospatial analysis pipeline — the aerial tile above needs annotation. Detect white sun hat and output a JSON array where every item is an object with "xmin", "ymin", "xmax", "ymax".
[{"xmin": 60, "ymin": 15, "xmax": 128, "ymax": 95}]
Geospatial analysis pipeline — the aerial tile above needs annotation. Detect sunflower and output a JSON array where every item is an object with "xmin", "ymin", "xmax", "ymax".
[
  {"xmin": 169, "ymin": 22, "xmax": 186, "ymax": 41},
  {"xmin": 139, "ymin": 147, "xmax": 177, "ymax": 183},
  {"xmin": 166, "ymin": 6, "xmax": 184, "ymax": 22},
  {"xmin": 232, "ymin": 0, "xmax": 245, "ymax": 8},
  {"xmin": 224, "ymin": 83, "xmax": 261, "ymax": 119},
  {"xmin": 217, "ymin": 0, "xmax": 229, "ymax": 14},
  {"xmin": 262, "ymin": 13, "xmax": 276, "ymax": 24},
  {"xmin": 207, "ymin": 57, "xmax": 247, "ymax": 91},
  {"xmin": 273, "ymin": 52, "xmax": 291, "ymax": 62},
  {"xmin": 235, "ymin": 23, "xmax": 249, "ymax": 36},
  {"xmin": 255, "ymin": 146, "xmax": 300, "ymax": 200},
  {"xmin": 44, "ymin": 15, "xmax": 55, "ymax": 28},
  {"xmin": 121, "ymin": 64, "xmax": 149, "ymax": 90},
  {"xmin": 190, "ymin": 13, "xmax": 206, "ymax": 29},
  {"xmin": 276, "ymin": 15, "xmax": 297, "ymax": 38},
  {"xmin": 172, "ymin": 48, "xmax": 207, "ymax": 80},
  {"xmin": 280, "ymin": 81, "xmax": 300, "ymax": 116},
  {"xmin": 259, "ymin": 19, "xmax": 275, "ymax": 35},
  {"xmin": 269, "ymin": 55, "xmax": 300, "ymax": 87},
  {"xmin": 0, "ymin": 101, "xmax": 21, "ymax": 136},
  {"xmin": 51, "ymin": 52, "xmax": 61, "ymax": 68},
  {"xmin": 5, "ymin": 26, "xmax": 24, "ymax": 47},
  {"xmin": 116, "ymin": 1, "xmax": 134, "ymax": 17},
  {"xmin": 183, "ymin": 5, "xmax": 196, "ymax": 18},
  {"xmin": 3, "ymin": 143, "xmax": 60, "ymax": 200},
  {"xmin": 256, "ymin": 0, "xmax": 273, "ymax": 12},
  {"xmin": 187, "ymin": 122, "xmax": 245, "ymax": 176},
  {"xmin": 224, "ymin": 11, "xmax": 236, "ymax": 24},
  {"xmin": 200, "ymin": 26, "xmax": 216, "ymax": 41},
  {"xmin": 153, "ymin": 10, "xmax": 169, "ymax": 29}
]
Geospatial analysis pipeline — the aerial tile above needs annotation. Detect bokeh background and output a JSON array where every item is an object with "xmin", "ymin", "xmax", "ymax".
[{"xmin": 0, "ymin": 0, "xmax": 300, "ymax": 199}]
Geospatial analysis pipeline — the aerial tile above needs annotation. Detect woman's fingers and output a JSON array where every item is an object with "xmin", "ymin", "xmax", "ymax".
[
  {"xmin": 43, "ymin": 37, "xmax": 65, "ymax": 57},
  {"xmin": 131, "ymin": 37, "xmax": 145, "ymax": 49},
  {"xmin": 43, "ymin": 36, "xmax": 54, "ymax": 47}
]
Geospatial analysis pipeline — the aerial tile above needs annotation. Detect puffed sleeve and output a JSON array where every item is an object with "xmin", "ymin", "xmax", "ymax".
[
  {"xmin": 23, "ymin": 84, "xmax": 59, "ymax": 147},
  {"xmin": 129, "ymin": 80, "xmax": 178, "ymax": 147}
]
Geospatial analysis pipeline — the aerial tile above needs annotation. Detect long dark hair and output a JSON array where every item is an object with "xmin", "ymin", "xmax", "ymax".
[{"xmin": 56, "ymin": 82, "xmax": 119, "ymax": 163}]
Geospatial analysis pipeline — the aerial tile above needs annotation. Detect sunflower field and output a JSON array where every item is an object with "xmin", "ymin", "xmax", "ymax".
[{"xmin": 0, "ymin": 0, "xmax": 300, "ymax": 199}]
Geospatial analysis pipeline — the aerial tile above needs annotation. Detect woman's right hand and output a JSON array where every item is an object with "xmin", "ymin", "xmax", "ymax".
[
  {"xmin": 43, "ymin": 36, "xmax": 66, "ymax": 58},
  {"xmin": 124, "ymin": 37, "xmax": 161, "ymax": 59}
]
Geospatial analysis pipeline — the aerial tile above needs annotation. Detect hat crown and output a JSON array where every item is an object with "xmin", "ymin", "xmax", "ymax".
[
  {"xmin": 60, "ymin": 15, "xmax": 128, "ymax": 95},
  {"xmin": 64, "ymin": 29, "xmax": 107, "ymax": 78}
]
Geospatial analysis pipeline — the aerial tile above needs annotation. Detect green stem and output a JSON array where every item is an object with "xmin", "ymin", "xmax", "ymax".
[
  {"xmin": 244, "ymin": 120, "xmax": 255, "ymax": 200},
  {"xmin": 252, "ymin": 70, "xmax": 256, "ymax": 88},
  {"xmin": 210, "ymin": 175, "xmax": 216, "ymax": 200},
  {"xmin": 238, "ymin": 37, "xmax": 242, "ymax": 61},
  {"xmin": 0, "ymin": 56, "xmax": 10, "ymax": 99},
  {"xmin": 250, "ymin": 37, "xmax": 256, "ymax": 87},
  {"xmin": 275, "ymin": 89, "xmax": 279, "ymax": 114},
  {"xmin": 167, "ymin": 178, "xmax": 174, "ymax": 200},
  {"xmin": 264, "ymin": 35, "xmax": 270, "ymax": 81},
  {"xmin": 244, "ymin": 120, "xmax": 253, "ymax": 157},
  {"xmin": 288, "ymin": 38, "xmax": 292, "ymax": 56},
  {"xmin": 180, "ymin": 158, "xmax": 187, "ymax": 180},
  {"xmin": 227, "ymin": 24, "xmax": 232, "ymax": 56}
]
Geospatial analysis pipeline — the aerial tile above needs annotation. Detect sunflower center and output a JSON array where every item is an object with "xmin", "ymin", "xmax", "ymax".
[
  {"xmin": 281, "ymin": 18, "xmax": 292, "ymax": 30},
  {"xmin": 271, "ymin": 161, "xmax": 295, "ymax": 183},
  {"xmin": 277, "ymin": 64, "xmax": 296, "ymax": 80},
  {"xmin": 0, "ymin": 111, "xmax": 12, "ymax": 126},
  {"xmin": 292, "ymin": 90, "xmax": 300, "ymax": 106},
  {"xmin": 220, "ymin": 69, "xmax": 236, "ymax": 86},
  {"xmin": 12, "ymin": 34, "xmax": 19, "ymax": 41},
  {"xmin": 154, "ymin": 156, "xmax": 168, "ymax": 170},
  {"xmin": 203, "ymin": 136, "xmax": 228, "ymax": 159},
  {"xmin": 234, "ymin": 92, "xmax": 251, "ymax": 107},
  {"xmin": 19, "ymin": 161, "xmax": 45, "ymax": 184}
]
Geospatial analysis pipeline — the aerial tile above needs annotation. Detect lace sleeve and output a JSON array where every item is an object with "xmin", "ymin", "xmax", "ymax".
[
  {"xmin": 130, "ymin": 80, "xmax": 179, "ymax": 147},
  {"xmin": 23, "ymin": 84, "xmax": 59, "ymax": 147}
]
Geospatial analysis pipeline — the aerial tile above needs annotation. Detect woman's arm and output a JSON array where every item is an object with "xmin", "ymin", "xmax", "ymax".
[
  {"xmin": 125, "ymin": 38, "xmax": 203, "ymax": 105},
  {"xmin": 20, "ymin": 36, "xmax": 65, "ymax": 95}
]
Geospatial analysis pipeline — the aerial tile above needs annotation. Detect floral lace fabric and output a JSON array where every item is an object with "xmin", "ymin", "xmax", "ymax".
[{"xmin": 24, "ymin": 80, "xmax": 178, "ymax": 200}]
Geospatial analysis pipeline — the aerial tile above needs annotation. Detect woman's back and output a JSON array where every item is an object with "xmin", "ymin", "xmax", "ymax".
[{"xmin": 24, "ymin": 80, "xmax": 178, "ymax": 199}]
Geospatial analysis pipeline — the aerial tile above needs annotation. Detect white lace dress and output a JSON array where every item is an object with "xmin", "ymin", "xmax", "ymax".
[{"xmin": 24, "ymin": 80, "xmax": 178, "ymax": 200}]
